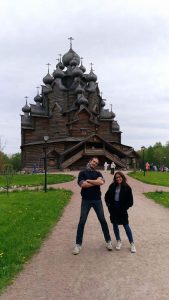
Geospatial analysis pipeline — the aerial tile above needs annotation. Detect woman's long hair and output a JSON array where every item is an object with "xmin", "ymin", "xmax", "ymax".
[{"xmin": 113, "ymin": 171, "xmax": 127, "ymax": 186}]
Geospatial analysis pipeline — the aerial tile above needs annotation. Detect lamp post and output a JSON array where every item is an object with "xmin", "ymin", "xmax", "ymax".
[
  {"xmin": 141, "ymin": 146, "xmax": 145, "ymax": 176},
  {"xmin": 44, "ymin": 135, "xmax": 49, "ymax": 192}
]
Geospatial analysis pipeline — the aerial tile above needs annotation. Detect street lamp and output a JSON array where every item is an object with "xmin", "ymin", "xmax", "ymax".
[
  {"xmin": 44, "ymin": 135, "xmax": 49, "ymax": 192},
  {"xmin": 141, "ymin": 146, "xmax": 145, "ymax": 176}
]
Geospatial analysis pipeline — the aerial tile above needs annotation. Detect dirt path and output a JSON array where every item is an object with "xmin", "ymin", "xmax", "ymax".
[{"xmin": 1, "ymin": 172, "xmax": 169, "ymax": 300}]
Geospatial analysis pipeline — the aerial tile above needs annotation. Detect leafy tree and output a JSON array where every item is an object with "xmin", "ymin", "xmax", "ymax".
[
  {"xmin": 138, "ymin": 141, "xmax": 169, "ymax": 170},
  {"xmin": 9, "ymin": 153, "xmax": 21, "ymax": 172}
]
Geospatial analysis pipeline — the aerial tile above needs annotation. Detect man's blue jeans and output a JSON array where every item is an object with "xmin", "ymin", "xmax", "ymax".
[{"xmin": 76, "ymin": 199, "xmax": 111, "ymax": 245}]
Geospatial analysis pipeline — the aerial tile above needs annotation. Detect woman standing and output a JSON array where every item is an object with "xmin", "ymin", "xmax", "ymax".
[{"xmin": 105, "ymin": 171, "xmax": 136, "ymax": 253}]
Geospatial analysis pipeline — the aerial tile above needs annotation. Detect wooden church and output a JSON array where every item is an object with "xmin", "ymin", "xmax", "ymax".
[{"xmin": 21, "ymin": 38, "xmax": 138, "ymax": 171}]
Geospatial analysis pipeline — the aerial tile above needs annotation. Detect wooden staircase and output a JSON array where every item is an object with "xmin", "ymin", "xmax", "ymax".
[
  {"xmin": 61, "ymin": 147, "xmax": 127, "ymax": 169},
  {"xmin": 61, "ymin": 150, "xmax": 84, "ymax": 169},
  {"xmin": 104, "ymin": 150, "xmax": 126, "ymax": 168}
]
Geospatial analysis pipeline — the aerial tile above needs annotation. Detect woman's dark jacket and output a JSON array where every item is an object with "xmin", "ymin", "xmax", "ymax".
[{"xmin": 105, "ymin": 183, "xmax": 133, "ymax": 225}]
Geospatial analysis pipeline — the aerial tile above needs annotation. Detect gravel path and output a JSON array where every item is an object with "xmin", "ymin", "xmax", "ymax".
[{"xmin": 1, "ymin": 171, "xmax": 169, "ymax": 300}]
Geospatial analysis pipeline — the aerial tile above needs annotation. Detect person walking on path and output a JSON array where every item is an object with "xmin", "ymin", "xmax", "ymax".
[
  {"xmin": 110, "ymin": 161, "xmax": 116, "ymax": 175},
  {"xmin": 73, "ymin": 157, "xmax": 113, "ymax": 255},
  {"xmin": 104, "ymin": 161, "xmax": 109, "ymax": 172},
  {"xmin": 105, "ymin": 171, "xmax": 136, "ymax": 253}
]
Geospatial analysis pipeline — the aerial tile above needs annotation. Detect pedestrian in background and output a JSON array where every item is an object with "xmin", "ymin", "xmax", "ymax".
[
  {"xmin": 104, "ymin": 161, "xmax": 109, "ymax": 172},
  {"xmin": 110, "ymin": 161, "xmax": 116, "ymax": 175}
]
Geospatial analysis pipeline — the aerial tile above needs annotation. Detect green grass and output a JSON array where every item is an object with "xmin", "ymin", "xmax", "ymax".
[
  {"xmin": 0, "ymin": 173, "xmax": 75, "ymax": 187},
  {"xmin": 128, "ymin": 171, "xmax": 169, "ymax": 187},
  {"xmin": 144, "ymin": 191, "xmax": 169, "ymax": 208},
  {"xmin": 0, "ymin": 189, "xmax": 72, "ymax": 292},
  {"xmin": 129, "ymin": 171, "xmax": 169, "ymax": 209}
]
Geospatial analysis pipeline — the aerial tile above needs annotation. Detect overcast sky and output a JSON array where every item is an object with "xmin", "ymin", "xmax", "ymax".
[{"xmin": 1, "ymin": 0, "xmax": 169, "ymax": 154}]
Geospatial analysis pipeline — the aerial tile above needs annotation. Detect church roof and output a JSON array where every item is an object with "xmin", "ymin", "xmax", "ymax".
[{"xmin": 30, "ymin": 104, "xmax": 46, "ymax": 116}]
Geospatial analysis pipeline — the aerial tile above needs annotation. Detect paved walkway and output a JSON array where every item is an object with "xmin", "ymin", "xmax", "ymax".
[{"xmin": 1, "ymin": 172, "xmax": 169, "ymax": 300}]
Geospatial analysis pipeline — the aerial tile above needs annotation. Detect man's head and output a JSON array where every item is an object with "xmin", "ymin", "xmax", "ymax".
[{"xmin": 89, "ymin": 157, "xmax": 99, "ymax": 169}]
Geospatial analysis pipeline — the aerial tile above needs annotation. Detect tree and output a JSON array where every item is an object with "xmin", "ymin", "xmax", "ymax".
[
  {"xmin": 9, "ymin": 153, "xmax": 21, "ymax": 172},
  {"xmin": 0, "ymin": 136, "xmax": 7, "ymax": 173},
  {"xmin": 3, "ymin": 165, "xmax": 13, "ymax": 195},
  {"xmin": 137, "ymin": 141, "xmax": 169, "ymax": 169}
]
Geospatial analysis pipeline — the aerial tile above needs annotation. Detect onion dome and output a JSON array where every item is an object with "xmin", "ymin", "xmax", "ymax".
[
  {"xmin": 70, "ymin": 57, "xmax": 78, "ymax": 66},
  {"xmin": 88, "ymin": 69, "xmax": 97, "ymax": 82},
  {"xmin": 22, "ymin": 101, "xmax": 30, "ymax": 113},
  {"xmin": 34, "ymin": 94, "xmax": 42, "ymax": 104},
  {"xmin": 43, "ymin": 63, "xmax": 54, "ymax": 84},
  {"xmin": 100, "ymin": 99, "xmax": 105, "ymax": 107},
  {"xmin": 79, "ymin": 64, "xmax": 86, "ymax": 73},
  {"xmin": 56, "ymin": 61, "xmax": 65, "ymax": 70},
  {"xmin": 53, "ymin": 66, "xmax": 65, "ymax": 79},
  {"xmin": 112, "ymin": 120, "xmax": 120, "ymax": 131},
  {"xmin": 34, "ymin": 88, "xmax": 42, "ymax": 104},
  {"xmin": 43, "ymin": 72, "xmax": 54, "ymax": 85},
  {"xmin": 77, "ymin": 94, "xmax": 88, "ymax": 106},
  {"xmin": 62, "ymin": 48, "xmax": 80, "ymax": 67},
  {"xmin": 79, "ymin": 57, "xmax": 86, "ymax": 73},
  {"xmin": 85, "ymin": 81, "xmax": 97, "ymax": 92},
  {"xmin": 75, "ymin": 83, "xmax": 84, "ymax": 94},
  {"xmin": 84, "ymin": 73, "xmax": 90, "ymax": 82},
  {"xmin": 111, "ymin": 111, "xmax": 116, "ymax": 119},
  {"xmin": 72, "ymin": 66, "xmax": 83, "ymax": 77}
]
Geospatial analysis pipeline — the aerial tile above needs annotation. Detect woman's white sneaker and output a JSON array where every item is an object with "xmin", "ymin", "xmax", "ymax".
[
  {"xmin": 73, "ymin": 244, "xmax": 82, "ymax": 255},
  {"xmin": 130, "ymin": 242, "xmax": 136, "ymax": 253},
  {"xmin": 116, "ymin": 240, "xmax": 122, "ymax": 250}
]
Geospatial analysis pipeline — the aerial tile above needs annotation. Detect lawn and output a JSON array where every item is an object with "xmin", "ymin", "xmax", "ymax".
[
  {"xmin": 128, "ymin": 171, "xmax": 169, "ymax": 209},
  {"xmin": 0, "ymin": 173, "xmax": 75, "ymax": 188},
  {"xmin": 0, "ymin": 189, "xmax": 72, "ymax": 293},
  {"xmin": 144, "ymin": 191, "xmax": 169, "ymax": 208},
  {"xmin": 128, "ymin": 171, "xmax": 169, "ymax": 187}
]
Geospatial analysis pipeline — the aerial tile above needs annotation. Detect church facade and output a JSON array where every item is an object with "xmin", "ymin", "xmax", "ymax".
[{"xmin": 21, "ymin": 39, "xmax": 138, "ymax": 171}]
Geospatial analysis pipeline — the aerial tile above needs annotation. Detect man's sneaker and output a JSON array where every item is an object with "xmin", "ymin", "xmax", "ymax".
[
  {"xmin": 116, "ymin": 240, "xmax": 122, "ymax": 251},
  {"xmin": 106, "ymin": 240, "xmax": 113, "ymax": 251},
  {"xmin": 130, "ymin": 242, "xmax": 136, "ymax": 253},
  {"xmin": 73, "ymin": 244, "xmax": 82, "ymax": 255}
]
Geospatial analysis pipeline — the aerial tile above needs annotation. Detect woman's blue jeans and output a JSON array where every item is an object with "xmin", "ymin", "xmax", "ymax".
[
  {"xmin": 76, "ymin": 199, "xmax": 111, "ymax": 245},
  {"xmin": 113, "ymin": 223, "xmax": 134, "ymax": 243}
]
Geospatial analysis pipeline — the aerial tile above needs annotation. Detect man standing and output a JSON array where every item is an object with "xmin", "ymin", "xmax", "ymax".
[
  {"xmin": 111, "ymin": 161, "xmax": 116, "ymax": 175},
  {"xmin": 73, "ymin": 157, "xmax": 112, "ymax": 255},
  {"xmin": 104, "ymin": 161, "xmax": 109, "ymax": 172}
]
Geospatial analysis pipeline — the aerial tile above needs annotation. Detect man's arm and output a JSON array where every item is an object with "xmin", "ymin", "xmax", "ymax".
[
  {"xmin": 80, "ymin": 181, "xmax": 95, "ymax": 188},
  {"xmin": 79, "ymin": 177, "xmax": 105, "ymax": 188},
  {"xmin": 86, "ymin": 177, "xmax": 105, "ymax": 186}
]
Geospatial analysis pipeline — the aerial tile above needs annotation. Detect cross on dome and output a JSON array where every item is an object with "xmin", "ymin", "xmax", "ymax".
[
  {"xmin": 110, "ymin": 104, "xmax": 112, "ymax": 112},
  {"xmin": 58, "ymin": 54, "xmax": 62, "ymax": 62},
  {"xmin": 68, "ymin": 37, "xmax": 74, "ymax": 49},
  {"xmin": 46, "ymin": 63, "xmax": 51, "ymax": 73},
  {"xmin": 90, "ymin": 62, "xmax": 94, "ymax": 71},
  {"xmin": 24, "ymin": 96, "xmax": 28, "ymax": 104}
]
